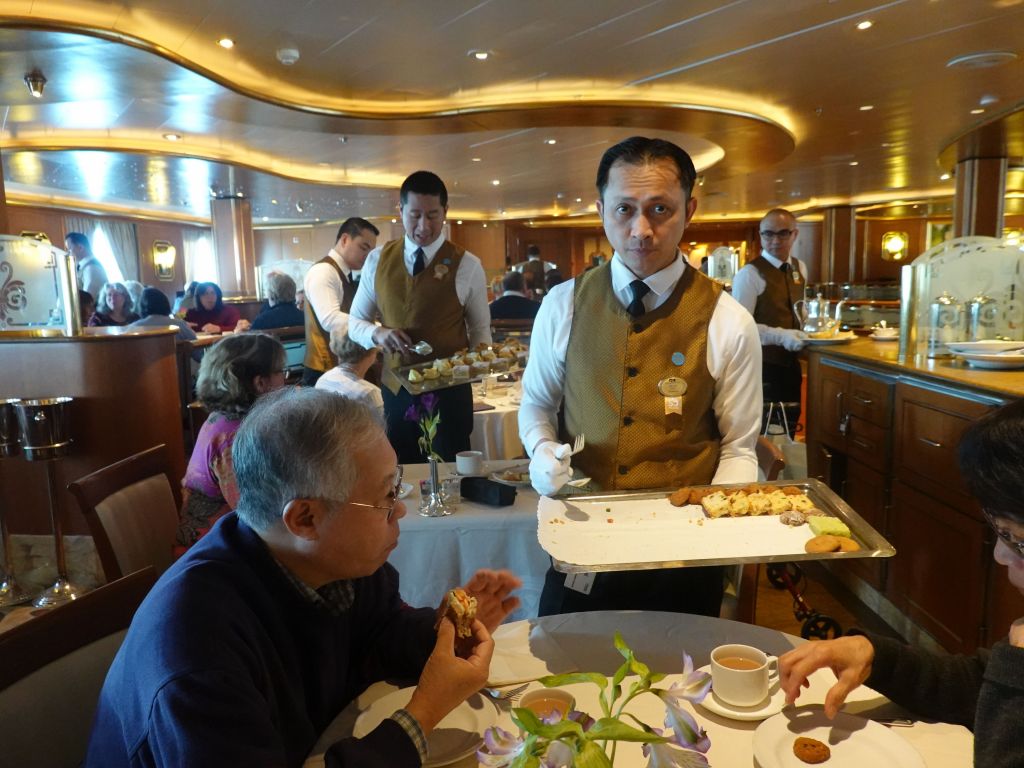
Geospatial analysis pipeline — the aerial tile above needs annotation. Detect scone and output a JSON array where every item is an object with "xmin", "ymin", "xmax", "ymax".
[
  {"xmin": 747, "ymin": 492, "xmax": 772, "ymax": 515},
  {"xmin": 728, "ymin": 493, "xmax": 751, "ymax": 517},
  {"xmin": 768, "ymin": 491, "xmax": 792, "ymax": 514},
  {"xmin": 701, "ymin": 491, "xmax": 730, "ymax": 519},
  {"xmin": 789, "ymin": 494, "xmax": 816, "ymax": 512}
]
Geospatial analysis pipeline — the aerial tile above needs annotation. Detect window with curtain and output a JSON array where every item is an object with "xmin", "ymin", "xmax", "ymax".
[
  {"xmin": 64, "ymin": 215, "xmax": 139, "ymax": 284},
  {"xmin": 182, "ymin": 228, "xmax": 217, "ymax": 284}
]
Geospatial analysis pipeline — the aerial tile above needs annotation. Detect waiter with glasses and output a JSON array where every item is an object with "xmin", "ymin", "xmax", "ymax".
[{"xmin": 732, "ymin": 208, "xmax": 808, "ymax": 434}]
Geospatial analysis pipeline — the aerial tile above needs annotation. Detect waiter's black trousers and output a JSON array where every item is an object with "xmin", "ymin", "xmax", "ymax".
[
  {"xmin": 382, "ymin": 383, "xmax": 473, "ymax": 464},
  {"xmin": 762, "ymin": 356, "xmax": 802, "ymax": 437}
]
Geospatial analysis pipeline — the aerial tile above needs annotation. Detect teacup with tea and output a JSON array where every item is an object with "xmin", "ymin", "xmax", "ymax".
[{"xmin": 709, "ymin": 643, "xmax": 779, "ymax": 707}]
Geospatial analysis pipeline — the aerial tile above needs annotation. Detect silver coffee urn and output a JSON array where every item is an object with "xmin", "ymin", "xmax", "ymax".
[
  {"xmin": 966, "ymin": 292, "xmax": 1000, "ymax": 341},
  {"xmin": 927, "ymin": 291, "xmax": 965, "ymax": 358}
]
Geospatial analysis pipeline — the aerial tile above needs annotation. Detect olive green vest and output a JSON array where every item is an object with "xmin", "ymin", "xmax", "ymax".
[
  {"xmin": 750, "ymin": 256, "xmax": 802, "ymax": 366},
  {"xmin": 562, "ymin": 263, "xmax": 721, "ymax": 490},
  {"xmin": 375, "ymin": 239, "xmax": 469, "ymax": 362},
  {"xmin": 303, "ymin": 255, "xmax": 355, "ymax": 372}
]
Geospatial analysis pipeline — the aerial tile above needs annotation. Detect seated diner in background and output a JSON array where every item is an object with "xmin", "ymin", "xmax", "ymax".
[
  {"xmin": 87, "ymin": 281, "xmax": 140, "ymax": 327},
  {"xmin": 779, "ymin": 398, "xmax": 1024, "ymax": 768},
  {"xmin": 176, "ymin": 332, "xmax": 286, "ymax": 556},
  {"xmin": 252, "ymin": 271, "xmax": 305, "ymax": 330},
  {"xmin": 185, "ymin": 281, "xmax": 251, "ymax": 333},
  {"xmin": 489, "ymin": 271, "xmax": 540, "ymax": 321},
  {"xmin": 78, "ymin": 289, "xmax": 95, "ymax": 327},
  {"xmin": 314, "ymin": 327, "xmax": 383, "ymax": 415},
  {"xmin": 129, "ymin": 287, "xmax": 197, "ymax": 342},
  {"xmin": 86, "ymin": 387, "xmax": 521, "ymax": 767}
]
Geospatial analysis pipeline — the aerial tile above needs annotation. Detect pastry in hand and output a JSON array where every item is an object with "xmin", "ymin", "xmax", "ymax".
[{"xmin": 438, "ymin": 587, "xmax": 478, "ymax": 657}]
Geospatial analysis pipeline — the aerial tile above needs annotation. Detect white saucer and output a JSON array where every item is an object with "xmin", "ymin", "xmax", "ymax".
[
  {"xmin": 398, "ymin": 482, "xmax": 414, "ymax": 499},
  {"xmin": 869, "ymin": 333, "xmax": 898, "ymax": 342},
  {"xmin": 695, "ymin": 664, "xmax": 786, "ymax": 721}
]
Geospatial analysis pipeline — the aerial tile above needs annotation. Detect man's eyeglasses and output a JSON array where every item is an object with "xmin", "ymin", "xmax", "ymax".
[
  {"xmin": 347, "ymin": 466, "xmax": 405, "ymax": 522},
  {"xmin": 983, "ymin": 508, "xmax": 1024, "ymax": 558},
  {"xmin": 760, "ymin": 229, "xmax": 796, "ymax": 240}
]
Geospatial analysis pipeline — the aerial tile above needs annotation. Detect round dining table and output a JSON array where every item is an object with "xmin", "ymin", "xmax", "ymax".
[
  {"xmin": 305, "ymin": 610, "xmax": 972, "ymax": 767},
  {"xmin": 470, "ymin": 379, "xmax": 523, "ymax": 461}
]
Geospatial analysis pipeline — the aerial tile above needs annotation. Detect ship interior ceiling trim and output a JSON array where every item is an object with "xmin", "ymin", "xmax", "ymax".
[{"xmin": 0, "ymin": 1, "xmax": 1023, "ymax": 224}]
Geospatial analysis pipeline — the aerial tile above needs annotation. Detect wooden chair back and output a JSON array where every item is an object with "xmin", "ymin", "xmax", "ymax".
[
  {"xmin": 0, "ymin": 567, "xmax": 156, "ymax": 767},
  {"xmin": 756, "ymin": 436, "xmax": 786, "ymax": 481},
  {"xmin": 68, "ymin": 444, "xmax": 180, "ymax": 581}
]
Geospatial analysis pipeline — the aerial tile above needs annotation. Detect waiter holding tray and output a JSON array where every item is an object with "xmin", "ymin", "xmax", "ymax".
[{"xmin": 519, "ymin": 136, "xmax": 763, "ymax": 617}]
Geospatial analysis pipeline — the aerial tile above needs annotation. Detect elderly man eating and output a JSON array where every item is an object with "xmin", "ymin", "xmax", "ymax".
[{"xmin": 86, "ymin": 388, "xmax": 521, "ymax": 767}]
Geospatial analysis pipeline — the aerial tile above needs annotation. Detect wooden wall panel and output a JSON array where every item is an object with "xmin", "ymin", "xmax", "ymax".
[
  {"xmin": 449, "ymin": 221, "xmax": 507, "ymax": 277},
  {"xmin": 136, "ymin": 221, "xmax": 189, "ymax": 301}
]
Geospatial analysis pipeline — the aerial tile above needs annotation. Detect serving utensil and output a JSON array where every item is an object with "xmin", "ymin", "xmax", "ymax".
[{"xmin": 483, "ymin": 682, "xmax": 529, "ymax": 702}]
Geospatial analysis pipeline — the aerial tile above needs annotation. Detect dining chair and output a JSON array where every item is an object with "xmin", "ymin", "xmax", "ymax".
[
  {"xmin": 67, "ymin": 444, "xmax": 181, "ymax": 582},
  {"xmin": 720, "ymin": 437, "xmax": 788, "ymax": 624},
  {"xmin": 0, "ymin": 567, "xmax": 156, "ymax": 768}
]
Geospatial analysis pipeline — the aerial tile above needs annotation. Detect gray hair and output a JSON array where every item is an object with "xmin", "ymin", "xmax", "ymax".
[
  {"xmin": 96, "ymin": 282, "xmax": 133, "ymax": 315},
  {"xmin": 123, "ymin": 280, "xmax": 145, "ymax": 312},
  {"xmin": 196, "ymin": 332, "xmax": 286, "ymax": 418},
  {"xmin": 232, "ymin": 387, "xmax": 384, "ymax": 531},
  {"xmin": 265, "ymin": 272, "xmax": 297, "ymax": 305},
  {"xmin": 329, "ymin": 326, "xmax": 376, "ymax": 364}
]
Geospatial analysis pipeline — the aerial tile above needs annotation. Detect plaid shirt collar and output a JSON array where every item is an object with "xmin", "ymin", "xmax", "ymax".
[{"xmin": 272, "ymin": 558, "xmax": 355, "ymax": 617}]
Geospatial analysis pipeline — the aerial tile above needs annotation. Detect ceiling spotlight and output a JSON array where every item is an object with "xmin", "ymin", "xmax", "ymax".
[
  {"xmin": 456, "ymin": 220, "xmax": 463, "ymax": 225},
  {"xmin": 467, "ymin": 49, "xmax": 492, "ymax": 61},
  {"xmin": 970, "ymin": 108, "xmax": 985, "ymax": 114},
  {"xmin": 262, "ymin": 216, "xmax": 269, "ymax": 222},
  {"xmin": 271, "ymin": 199, "xmax": 278, "ymax": 204},
  {"xmin": 856, "ymin": 20, "xmax": 873, "ymax": 30},
  {"xmin": 24, "ymin": 71, "xmax": 46, "ymax": 98},
  {"xmin": 575, "ymin": 198, "xmax": 582, "ymax": 203},
  {"xmin": 162, "ymin": 133, "xmax": 182, "ymax": 142},
  {"xmin": 276, "ymin": 47, "xmax": 300, "ymax": 65},
  {"xmin": 940, "ymin": 173, "xmax": 952, "ymax": 181},
  {"xmin": 849, "ymin": 161, "xmax": 859, "ymax": 166},
  {"xmin": 218, "ymin": 37, "xmax": 235, "ymax": 49},
  {"xmin": 544, "ymin": 139, "xmax": 557, "ymax": 145},
  {"xmin": 471, "ymin": 157, "xmax": 482, "ymax": 162},
  {"xmin": 391, "ymin": 218, "xmax": 397, "ymax": 223},
  {"xmin": 859, "ymin": 105, "xmax": 874, "ymax": 111},
  {"xmin": 491, "ymin": 179, "xmax": 501, "ymax": 186}
]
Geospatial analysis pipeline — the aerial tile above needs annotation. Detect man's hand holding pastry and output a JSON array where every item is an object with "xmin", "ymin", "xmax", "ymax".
[{"xmin": 529, "ymin": 440, "xmax": 573, "ymax": 496}]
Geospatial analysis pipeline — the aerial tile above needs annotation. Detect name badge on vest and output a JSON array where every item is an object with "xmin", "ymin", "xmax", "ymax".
[{"xmin": 658, "ymin": 377, "xmax": 687, "ymax": 415}]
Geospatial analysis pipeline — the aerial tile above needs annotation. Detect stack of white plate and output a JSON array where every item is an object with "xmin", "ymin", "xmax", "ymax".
[{"xmin": 947, "ymin": 341, "xmax": 1024, "ymax": 370}]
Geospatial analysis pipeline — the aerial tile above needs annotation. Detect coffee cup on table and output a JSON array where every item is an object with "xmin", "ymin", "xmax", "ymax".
[
  {"xmin": 455, "ymin": 450, "xmax": 484, "ymax": 476},
  {"xmin": 709, "ymin": 643, "xmax": 779, "ymax": 707}
]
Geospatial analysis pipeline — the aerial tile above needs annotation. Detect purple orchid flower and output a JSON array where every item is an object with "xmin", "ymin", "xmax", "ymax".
[
  {"xmin": 477, "ymin": 726, "xmax": 525, "ymax": 767},
  {"xmin": 403, "ymin": 403, "xmax": 419, "ymax": 423},
  {"xmin": 642, "ymin": 736, "xmax": 711, "ymax": 768},
  {"xmin": 420, "ymin": 391, "xmax": 439, "ymax": 413}
]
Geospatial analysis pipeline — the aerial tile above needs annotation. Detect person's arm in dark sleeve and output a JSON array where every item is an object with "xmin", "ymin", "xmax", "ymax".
[{"xmin": 973, "ymin": 640, "xmax": 1024, "ymax": 767}]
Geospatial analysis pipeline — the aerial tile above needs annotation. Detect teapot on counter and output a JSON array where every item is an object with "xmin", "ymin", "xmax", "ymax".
[{"xmin": 793, "ymin": 292, "xmax": 847, "ymax": 336}]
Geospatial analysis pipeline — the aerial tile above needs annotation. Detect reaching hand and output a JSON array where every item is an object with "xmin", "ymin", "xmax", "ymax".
[
  {"xmin": 780, "ymin": 328, "xmax": 808, "ymax": 351},
  {"xmin": 779, "ymin": 635, "xmax": 875, "ymax": 719},
  {"xmin": 405, "ymin": 618, "xmax": 493, "ymax": 734},
  {"xmin": 234, "ymin": 318, "xmax": 252, "ymax": 332},
  {"xmin": 460, "ymin": 569, "xmax": 522, "ymax": 633},
  {"xmin": 201, "ymin": 322, "xmax": 221, "ymax": 333},
  {"xmin": 529, "ymin": 440, "xmax": 573, "ymax": 496},
  {"xmin": 373, "ymin": 326, "xmax": 413, "ymax": 354},
  {"xmin": 1009, "ymin": 617, "xmax": 1024, "ymax": 648}
]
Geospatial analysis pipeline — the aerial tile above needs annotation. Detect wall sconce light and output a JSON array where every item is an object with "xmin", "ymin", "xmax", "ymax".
[
  {"xmin": 152, "ymin": 241, "xmax": 177, "ymax": 281},
  {"xmin": 881, "ymin": 231, "xmax": 909, "ymax": 262},
  {"xmin": 24, "ymin": 71, "xmax": 47, "ymax": 99},
  {"xmin": 19, "ymin": 231, "xmax": 51, "ymax": 244}
]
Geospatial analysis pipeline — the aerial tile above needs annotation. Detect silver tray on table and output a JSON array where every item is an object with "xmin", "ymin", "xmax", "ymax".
[{"xmin": 538, "ymin": 478, "xmax": 895, "ymax": 574}]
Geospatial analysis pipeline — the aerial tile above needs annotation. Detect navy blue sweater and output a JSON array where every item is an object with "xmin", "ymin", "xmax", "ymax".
[{"xmin": 85, "ymin": 513, "xmax": 436, "ymax": 767}]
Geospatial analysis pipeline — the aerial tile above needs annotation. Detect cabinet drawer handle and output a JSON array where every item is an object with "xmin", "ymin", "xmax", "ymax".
[
  {"xmin": 918, "ymin": 437, "xmax": 943, "ymax": 448},
  {"xmin": 851, "ymin": 437, "xmax": 873, "ymax": 450},
  {"xmin": 852, "ymin": 395, "xmax": 874, "ymax": 405}
]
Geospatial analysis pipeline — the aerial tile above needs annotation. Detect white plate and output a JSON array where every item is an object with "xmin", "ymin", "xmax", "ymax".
[
  {"xmin": 753, "ymin": 705, "xmax": 925, "ymax": 768},
  {"xmin": 354, "ymin": 688, "xmax": 497, "ymax": 767},
  {"xmin": 957, "ymin": 351, "xmax": 1024, "ymax": 370},
  {"xmin": 694, "ymin": 664, "xmax": 785, "ymax": 721},
  {"xmin": 804, "ymin": 331, "xmax": 857, "ymax": 345},
  {"xmin": 947, "ymin": 340, "xmax": 1024, "ymax": 354},
  {"xmin": 490, "ymin": 466, "xmax": 531, "ymax": 486},
  {"xmin": 398, "ymin": 482, "xmax": 414, "ymax": 499},
  {"xmin": 869, "ymin": 333, "xmax": 898, "ymax": 342}
]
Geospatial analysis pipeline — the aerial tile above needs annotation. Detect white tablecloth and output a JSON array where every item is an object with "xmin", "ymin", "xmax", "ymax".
[
  {"xmin": 307, "ymin": 611, "xmax": 972, "ymax": 767},
  {"xmin": 470, "ymin": 381, "xmax": 523, "ymax": 460},
  {"xmin": 389, "ymin": 462, "xmax": 548, "ymax": 621}
]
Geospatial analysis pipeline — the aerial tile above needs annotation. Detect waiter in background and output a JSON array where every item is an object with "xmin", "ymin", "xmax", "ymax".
[
  {"xmin": 519, "ymin": 136, "xmax": 762, "ymax": 617},
  {"xmin": 302, "ymin": 217, "xmax": 379, "ymax": 386},
  {"xmin": 732, "ymin": 208, "xmax": 808, "ymax": 434},
  {"xmin": 348, "ymin": 171, "xmax": 491, "ymax": 462}
]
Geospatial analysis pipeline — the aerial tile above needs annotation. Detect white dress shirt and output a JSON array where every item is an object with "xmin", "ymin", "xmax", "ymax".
[
  {"xmin": 348, "ymin": 235, "xmax": 492, "ymax": 349},
  {"xmin": 519, "ymin": 252, "xmax": 762, "ymax": 484},
  {"xmin": 315, "ymin": 365, "xmax": 385, "ymax": 415},
  {"xmin": 304, "ymin": 248, "xmax": 355, "ymax": 338},
  {"xmin": 731, "ymin": 252, "xmax": 806, "ymax": 335}
]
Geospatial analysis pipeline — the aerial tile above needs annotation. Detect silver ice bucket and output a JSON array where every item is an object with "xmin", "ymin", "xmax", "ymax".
[
  {"xmin": 13, "ymin": 397, "xmax": 73, "ymax": 461},
  {"xmin": 0, "ymin": 399, "xmax": 20, "ymax": 458}
]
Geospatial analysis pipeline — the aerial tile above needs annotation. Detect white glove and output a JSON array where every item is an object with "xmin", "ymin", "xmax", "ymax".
[
  {"xmin": 529, "ymin": 441, "xmax": 573, "ymax": 496},
  {"xmin": 761, "ymin": 326, "xmax": 807, "ymax": 352}
]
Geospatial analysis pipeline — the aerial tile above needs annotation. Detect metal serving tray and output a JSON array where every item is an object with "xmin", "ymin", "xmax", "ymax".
[
  {"xmin": 382, "ymin": 362, "xmax": 484, "ymax": 396},
  {"xmin": 537, "ymin": 478, "xmax": 895, "ymax": 574}
]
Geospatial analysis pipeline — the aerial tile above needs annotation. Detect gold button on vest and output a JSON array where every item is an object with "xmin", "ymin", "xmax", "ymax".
[{"xmin": 562, "ymin": 263, "xmax": 722, "ymax": 491}]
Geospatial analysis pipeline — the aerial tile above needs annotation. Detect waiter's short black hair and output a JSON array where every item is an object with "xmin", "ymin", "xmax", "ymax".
[
  {"xmin": 66, "ymin": 231, "xmax": 91, "ymax": 249},
  {"xmin": 958, "ymin": 399, "xmax": 1024, "ymax": 524},
  {"xmin": 400, "ymin": 171, "xmax": 448, "ymax": 208},
  {"xmin": 335, "ymin": 217, "xmax": 379, "ymax": 242},
  {"xmin": 596, "ymin": 136, "xmax": 697, "ymax": 201}
]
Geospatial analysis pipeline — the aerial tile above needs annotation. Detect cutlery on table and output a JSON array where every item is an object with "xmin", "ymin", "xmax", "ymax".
[{"xmin": 483, "ymin": 682, "xmax": 529, "ymax": 702}]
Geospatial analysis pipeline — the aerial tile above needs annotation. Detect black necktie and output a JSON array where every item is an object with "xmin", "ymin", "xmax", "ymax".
[
  {"xmin": 412, "ymin": 247, "xmax": 425, "ymax": 276},
  {"xmin": 626, "ymin": 280, "xmax": 650, "ymax": 318},
  {"xmin": 780, "ymin": 262, "xmax": 790, "ymax": 274}
]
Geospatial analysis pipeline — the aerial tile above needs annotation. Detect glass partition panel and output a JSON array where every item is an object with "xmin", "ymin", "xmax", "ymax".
[
  {"xmin": 255, "ymin": 259, "xmax": 317, "ymax": 301},
  {"xmin": 0, "ymin": 236, "xmax": 70, "ymax": 330}
]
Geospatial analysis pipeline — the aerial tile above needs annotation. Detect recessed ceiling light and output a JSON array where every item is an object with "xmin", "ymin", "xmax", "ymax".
[
  {"xmin": 471, "ymin": 157, "xmax": 482, "ymax": 162},
  {"xmin": 391, "ymin": 218, "xmax": 397, "ymax": 223},
  {"xmin": 456, "ymin": 220, "xmax": 463, "ymax": 225},
  {"xmin": 859, "ymin": 105, "xmax": 874, "ymax": 111},
  {"xmin": 467, "ymin": 49, "xmax": 492, "ymax": 61},
  {"xmin": 856, "ymin": 20, "xmax": 873, "ymax": 30},
  {"xmin": 849, "ymin": 161, "xmax": 859, "ymax": 166},
  {"xmin": 271, "ymin": 199, "xmax": 278, "ymax": 205},
  {"xmin": 491, "ymin": 179, "xmax": 500, "ymax": 186},
  {"xmin": 775, "ymin": 178, "xmax": 784, "ymax": 183},
  {"xmin": 946, "ymin": 51, "xmax": 1018, "ymax": 69},
  {"xmin": 970, "ymin": 108, "xmax": 985, "ymax": 114},
  {"xmin": 217, "ymin": 37, "xmax": 235, "ymax": 49},
  {"xmin": 262, "ymin": 216, "xmax": 269, "ymax": 222},
  {"xmin": 575, "ymin": 198, "xmax": 582, "ymax": 203},
  {"xmin": 162, "ymin": 133, "xmax": 182, "ymax": 142},
  {"xmin": 940, "ymin": 173, "xmax": 951, "ymax": 181},
  {"xmin": 483, "ymin": 223, "xmax": 488, "ymax": 228},
  {"xmin": 545, "ymin": 139, "xmax": 557, "ymax": 145}
]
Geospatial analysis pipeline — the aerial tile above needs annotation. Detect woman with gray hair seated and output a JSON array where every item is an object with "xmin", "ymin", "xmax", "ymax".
[
  {"xmin": 177, "ymin": 332, "xmax": 287, "ymax": 555},
  {"xmin": 252, "ymin": 272, "xmax": 305, "ymax": 330},
  {"xmin": 87, "ymin": 281, "xmax": 140, "ymax": 327},
  {"xmin": 315, "ymin": 327, "xmax": 383, "ymax": 415}
]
